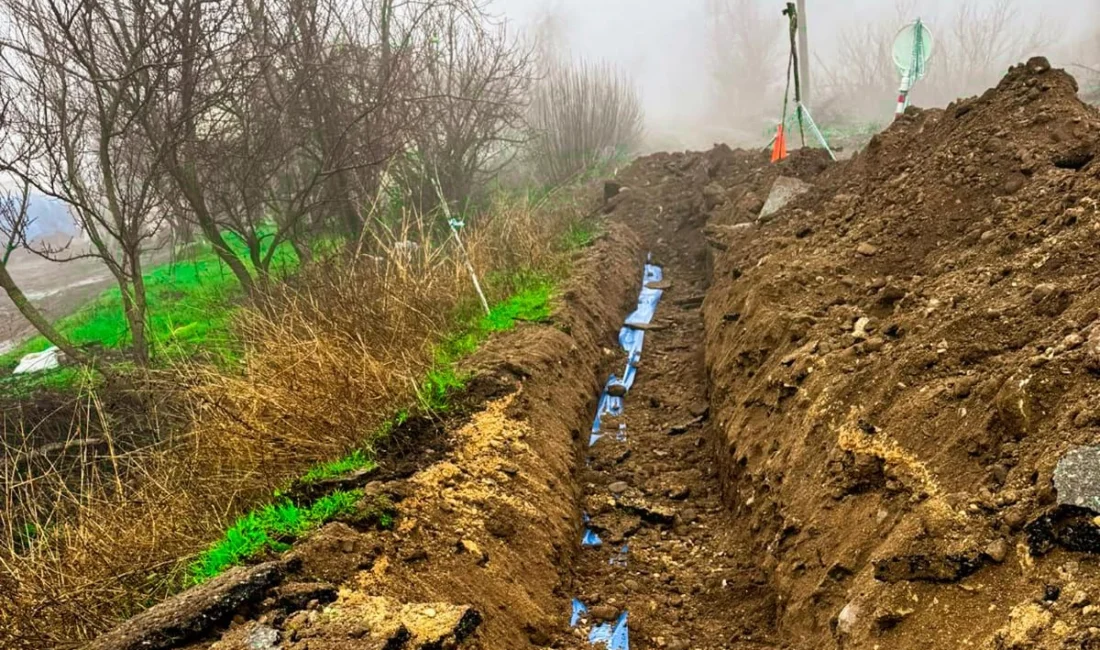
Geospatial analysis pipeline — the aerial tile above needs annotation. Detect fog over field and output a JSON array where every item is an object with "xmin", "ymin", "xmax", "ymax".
[{"xmin": 495, "ymin": 0, "xmax": 1097, "ymax": 149}]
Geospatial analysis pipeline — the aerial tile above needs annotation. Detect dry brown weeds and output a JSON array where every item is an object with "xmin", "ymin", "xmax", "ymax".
[{"xmin": 0, "ymin": 191, "xmax": 592, "ymax": 649}]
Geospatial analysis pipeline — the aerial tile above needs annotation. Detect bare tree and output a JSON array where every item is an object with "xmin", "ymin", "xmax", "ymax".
[
  {"xmin": 530, "ymin": 3, "xmax": 568, "ymax": 68},
  {"xmin": 0, "ymin": 180, "xmax": 30, "ymax": 267},
  {"xmin": 933, "ymin": 0, "xmax": 1054, "ymax": 99},
  {"xmin": 815, "ymin": 1, "xmax": 914, "ymax": 120},
  {"xmin": 0, "ymin": 0, "xmax": 172, "ymax": 366},
  {"xmin": 704, "ymin": 0, "xmax": 785, "ymax": 123},
  {"xmin": 332, "ymin": 0, "xmax": 460, "ymax": 242},
  {"xmin": 122, "ymin": 0, "xmax": 267, "ymax": 297},
  {"xmin": 528, "ymin": 60, "xmax": 643, "ymax": 185},
  {"xmin": 0, "ymin": 0, "xmax": 547, "ymax": 373},
  {"xmin": 0, "ymin": 182, "xmax": 93, "ymax": 368},
  {"xmin": 399, "ymin": 6, "xmax": 534, "ymax": 210}
]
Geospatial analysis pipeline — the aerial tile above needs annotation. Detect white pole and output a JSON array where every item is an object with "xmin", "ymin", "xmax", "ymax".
[
  {"xmin": 431, "ymin": 173, "xmax": 491, "ymax": 316},
  {"xmin": 797, "ymin": 0, "xmax": 810, "ymax": 107}
]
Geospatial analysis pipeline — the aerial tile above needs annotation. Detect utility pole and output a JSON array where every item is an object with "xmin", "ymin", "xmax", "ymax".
[{"xmin": 797, "ymin": 0, "xmax": 810, "ymax": 106}]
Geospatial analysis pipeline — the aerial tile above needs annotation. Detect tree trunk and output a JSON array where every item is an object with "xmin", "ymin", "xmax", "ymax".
[
  {"xmin": 381, "ymin": 0, "xmax": 392, "ymax": 73},
  {"xmin": 0, "ymin": 263, "xmax": 95, "ymax": 369},
  {"xmin": 172, "ymin": 167, "xmax": 257, "ymax": 297},
  {"xmin": 170, "ymin": 0, "xmax": 256, "ymax": 298},
  {"xmin": 334, "ymin": 171, "xmax": 361, "ymax": 244},
  {"xmin": 127, "ymin": 255, "xmax": 150, "ymax": 366},
  {"xmin": 291, "ymin": 237, "xmax": 312, "ymax": 266}
]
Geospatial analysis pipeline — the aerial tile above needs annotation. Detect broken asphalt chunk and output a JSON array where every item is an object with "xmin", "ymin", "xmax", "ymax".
[
  {"xmin": 1025, "ymin": 505, "xmax": 1100, "ymax": 556},
  {"xmin": 1054, "ymin": 446, "xmax": 1100, "ymax": 512},
  {"xmin": 86, "ymin": 560, "xmax": 288, "ymax": 650}
]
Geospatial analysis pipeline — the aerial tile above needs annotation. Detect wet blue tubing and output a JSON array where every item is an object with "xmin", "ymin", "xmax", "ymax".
[
  {"xmin": 590, "ymin": 383, "xmax": 623, "ymax": 441},
  {"xmin": 571, "ymin": 259, "xmax": 657, "ymax": 650},
  {"xmin": 581, "ymin": 513, "xmax": 603, "ymax": 547},
  {"xmin": 571, "ymin": 599, "xmax": 588, "ymax": 627},
  {"xmin": 589, "ymin": 261, "xmax": 665, "ymax": 441},
  {"xmin": 582, "ymin": 529, "xmax": 603, "ymax": 546},
  {"xmin": 625, "ymin": 263, "xmax": 664, "ymax": 326}
]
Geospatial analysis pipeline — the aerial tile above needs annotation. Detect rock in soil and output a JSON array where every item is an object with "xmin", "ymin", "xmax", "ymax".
[
  {"xmin": 272, "ymin": 582, "xmax": 338, "ymax": 612},
  {"xmin": 279, "ymin": 594, "xmax": 481, "ymax": 650},
  {"xmin": 758, "ymin": 176, "xmax": 812, "ymax": 221},
  {"xmin": 1055, "ymin": 446, "xmax": 1100, "ymax": 512}
]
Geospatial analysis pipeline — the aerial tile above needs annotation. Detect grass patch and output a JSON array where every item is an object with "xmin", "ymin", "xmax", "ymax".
[
  {"xmin": 1, "ymin": 233, "xmax": 299, "ymax": 373},
  {"xmin": 298, "ymin": 450, "xmax": 377, "ymax": 485},
  {"xmin": 483, "ymin": 279, "xmax": 554, "ymax": 331},
  {"xmin": 417, "ymin": 273, "xmax": 554, "ymax": 413},
  {"xmin": 0, "ymin": 366, "xmax": 95, "ymax": 398},
  {"xmin": 188, "ymin": 489, "xmax": 362, "ymax": 584},
  {"xmin": 560, "ymin": 219, "xmax": 602, "ymax": 251}
]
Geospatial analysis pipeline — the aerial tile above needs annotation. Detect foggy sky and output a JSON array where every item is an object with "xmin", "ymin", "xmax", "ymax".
[{"xmin": 494, "ymin": 0, "xmax": 1093, "ymax": 135}]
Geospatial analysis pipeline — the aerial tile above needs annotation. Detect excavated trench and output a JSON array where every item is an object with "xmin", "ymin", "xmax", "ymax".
[
  {"xmin": 557, "ymin": 154, "xmax": 780, "ymax": 650},
  {"xmin": 85, "ymin": 154, "xmax": 779, "ymax": 650},
  {"xmin": 92, "ymin": 61, "xmax": 1100, "ymax": 650}
]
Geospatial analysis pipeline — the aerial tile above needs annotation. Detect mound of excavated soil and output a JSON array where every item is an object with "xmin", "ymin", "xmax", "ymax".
[{"xmin": 699, "ymin": 57, "xmax": 1100, "ymax": 649}]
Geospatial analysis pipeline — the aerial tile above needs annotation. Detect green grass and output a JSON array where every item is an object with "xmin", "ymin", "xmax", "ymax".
[
  {"xmin": 0, "ymin": 366, "xmax": 92, "ymax": 398},
  {"xmin": 1, "ymin": 232, "xmax": 299, "ymax": 375},
  {"xmin": 560, "ymin": 220, "xmax": 602, "ymax": 251},
  {"xmin": 298, "ymin": 450, "xmax": 377, "ymax": 485},
  {"xmin": 417, "ymin": 273, "xmax": 554, "ymax": 412},
  {"xmin": 188, "ymin": 489, "xmax": 363, "ymax": 584}
]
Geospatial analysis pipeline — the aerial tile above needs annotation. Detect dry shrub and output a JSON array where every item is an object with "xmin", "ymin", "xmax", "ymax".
[
  {"xmin": 0, "ymin": 383, "xmax": 215, "ymax": 645},
  {"xmin": 190, "ymin": 198, "xmax": 569, "ymax": 471},
  {"xmin": 528, "ymin": 59, "xmax": 644, "ymax": 184},
  {"xmin": 0, "ymin": 195, "xmax": 589, "ymax": 648}
]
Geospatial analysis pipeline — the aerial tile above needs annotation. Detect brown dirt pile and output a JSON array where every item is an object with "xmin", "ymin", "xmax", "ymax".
[{"xmin": 702, "ymin": 57, "xmax": 1100, "ymax": 648}]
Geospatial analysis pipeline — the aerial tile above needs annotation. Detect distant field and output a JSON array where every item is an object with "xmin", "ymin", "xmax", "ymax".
[
  {"xmin": 0, "ymin": 250, "xmax": 116, "ymax": 355},
  {"xmin": 0, "ymin": 234, "xmax": 298, "ymax": 381}
]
